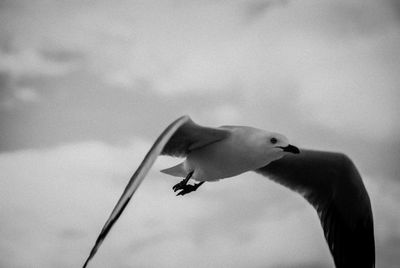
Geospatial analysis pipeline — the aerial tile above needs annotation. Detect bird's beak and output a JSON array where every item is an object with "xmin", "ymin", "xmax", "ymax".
[{"xmin": 278, "ymin": 144, "xmax": 300, "ymax": 154}]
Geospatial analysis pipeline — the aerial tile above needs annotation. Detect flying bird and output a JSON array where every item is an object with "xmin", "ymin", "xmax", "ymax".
[{"xmin": 83, "ymin": 115, "xmax": 375, "ymax": 268}]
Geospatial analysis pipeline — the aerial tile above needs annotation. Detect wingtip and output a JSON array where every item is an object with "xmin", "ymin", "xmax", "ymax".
[
  {"xmin": 82, "ymin": 242, "xmax": 100, "ymax": 268},
  {"xmin": 82, "ymin": 252, "xmax": 94, "ymax": 268},
  {"xmin": 82, "ymin": 258, "xmax": 89, "ymax": 268}
]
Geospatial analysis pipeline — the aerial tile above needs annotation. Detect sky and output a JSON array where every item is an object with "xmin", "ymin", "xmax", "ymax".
[{"xmin": 0, "ymin": 0, "xmax": 400, "ymax": 267}]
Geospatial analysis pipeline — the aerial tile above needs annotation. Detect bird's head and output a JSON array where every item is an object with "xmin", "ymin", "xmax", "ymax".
[{"xmin": 263, "ymin": 132, "xmax": 300, "ymax": 159}]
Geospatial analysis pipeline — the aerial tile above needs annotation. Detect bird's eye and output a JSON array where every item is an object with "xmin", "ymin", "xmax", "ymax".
[{"xmin": 270, "ymin": 137, "xmax": 277, "ymax": 144}]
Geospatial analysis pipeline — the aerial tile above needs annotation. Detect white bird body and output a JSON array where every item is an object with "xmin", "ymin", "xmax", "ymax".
[{"xmin": 162, "ymin": 126, "xmax": 288, "ymax": 181}]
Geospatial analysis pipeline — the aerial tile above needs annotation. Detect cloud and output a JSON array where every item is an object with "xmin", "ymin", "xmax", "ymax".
[
  {"xmin": 0, "ymin": 140, "xmax": 151, "ymax": 267},
  {"xmin": 242, "ymin": 0, "xmax": 288, "ymax": 22},
  {"xmin": 2, "ymin": 0, "xmax": 399, "ymax": 142},
  {"xmin": 0, "ymin": 86, "xmax": 41, "ymax": 110},
  {"xmin": 196, "ymin": 104, "xmax": 242, "ymax": 125},
  {"xmin": 0, "ymin": 49, "xmax": 79, "ymax": 78},
  {"xmin": 13, "ymin": 87, "xmax": 40, "ymax": 103},
  {"xmin": 0, "ymin": 71, "xmax": 40, "ymax": 110}
]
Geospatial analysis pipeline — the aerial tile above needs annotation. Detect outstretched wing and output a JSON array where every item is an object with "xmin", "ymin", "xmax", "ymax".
[
  {"xmin": 255, "ymin": 149, "xmax": 375, "ymax": 268},
  {"xmin": 82, "ymin": 115, "xmax": 230, "ymax": 267}
]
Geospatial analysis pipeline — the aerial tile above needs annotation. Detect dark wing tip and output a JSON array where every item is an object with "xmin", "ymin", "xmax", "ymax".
[{"xmin": 325, "ymin": 153, "xmax": 375, "ymax": 268}]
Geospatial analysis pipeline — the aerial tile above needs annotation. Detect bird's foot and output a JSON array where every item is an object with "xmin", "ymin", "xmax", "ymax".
[
  {"xmin": 172, "ymin": 179, "xmax": 188, "ymax": 192},
  {"xmin": 176, "ymin": 182, "xmax": 205, "ymax": 196},
  {"xmin": 172, "ymin": 171, "xmax": 194, "ymax": 192}
]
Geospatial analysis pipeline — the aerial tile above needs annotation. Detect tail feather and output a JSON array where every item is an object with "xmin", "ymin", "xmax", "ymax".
[{"xmin": 160, "ymin": 163, "xmax": 186, "ymax": 177}]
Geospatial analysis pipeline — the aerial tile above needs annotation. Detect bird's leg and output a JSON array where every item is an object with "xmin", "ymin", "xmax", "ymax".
[
  {"xmin": 176, "ymin": 181, "xmax": 205, "ymax": 196},
  {"xmin": 172, "ymin": 171, "xmax": 193, "ymax": 192},
  {"xmin": 172, "ymin": 171, "xmax": 206, "ymax": 196}
]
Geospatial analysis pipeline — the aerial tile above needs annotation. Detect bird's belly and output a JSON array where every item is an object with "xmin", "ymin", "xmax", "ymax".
[{"xmin": 185, "ymin": 141, "xmax": 269, "ymax": 181}]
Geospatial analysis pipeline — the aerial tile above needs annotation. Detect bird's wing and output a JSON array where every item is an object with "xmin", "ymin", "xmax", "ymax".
[
  {"xmin": 255, "ymin": 149, "xmax": 375, "ymax": 268},
  {"xmin": 161, "ymin": 117, "xmax": 231, "ymax": 157},
  {"xmin": 82, "ymin": 115, "xmax": 230, "ymax": 267}
]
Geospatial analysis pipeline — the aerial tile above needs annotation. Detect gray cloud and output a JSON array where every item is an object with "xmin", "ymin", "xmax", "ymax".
[
  {"xmin": 242, "ymin": 0, "xmax": 289, "ymax": 22},
  {"xmin": 389, "ymin": 0, "xmax": 400, "ymax": 20},
  {"xmin": 1, "ymin": 0, "xmax": 399, "ymax": 146},
  {"xmin": 39, "ymin": 48, "xmax": 85, "ymax": 64},
  {"xmin": 59, "ymin": 228, "xmax": 86, "ymax": 240},
  {"xmin": 0, "ymin": 49, "xmax": 79, "ymax": 78}
]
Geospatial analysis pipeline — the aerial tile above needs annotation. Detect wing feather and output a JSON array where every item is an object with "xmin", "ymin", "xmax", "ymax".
[
  {"xmin": 161, "ymin": 117, "xmax": 231, "ymax": 157},
  {"xmin": 255, "ymin": 149, "xmax": 375, "ymax": 268}
]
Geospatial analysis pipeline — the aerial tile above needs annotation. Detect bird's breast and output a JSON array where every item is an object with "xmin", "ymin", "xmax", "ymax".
[{"xmin": 185, "ymin": 136, "xmax": 271, "ymax": 181}]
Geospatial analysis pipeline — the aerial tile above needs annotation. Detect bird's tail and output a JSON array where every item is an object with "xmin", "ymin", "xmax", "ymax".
[{"xmin": 160, "ymin": 162, "xmax": 186, "ymax": 177}]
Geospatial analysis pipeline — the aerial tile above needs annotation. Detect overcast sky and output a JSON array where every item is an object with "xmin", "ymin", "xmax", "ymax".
[{"xmin": 1, "ymin": 0, "xmax": 400, "ymax": 267}]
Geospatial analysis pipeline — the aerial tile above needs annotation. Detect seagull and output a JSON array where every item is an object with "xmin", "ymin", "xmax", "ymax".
[{"xmin": 83, "ymin": 115, "xmax": 375, "ymax": 268}]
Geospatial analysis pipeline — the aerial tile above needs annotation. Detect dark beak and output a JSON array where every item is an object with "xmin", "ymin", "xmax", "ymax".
[{"xmin": 278, "ymin": 144, "xmax": 300, "ymax": 154}]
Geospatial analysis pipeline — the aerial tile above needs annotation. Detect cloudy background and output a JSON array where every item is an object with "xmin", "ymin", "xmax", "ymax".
[{"xmin": 1, "ymin": 0, "xmax": 399, "ymax": 267}]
